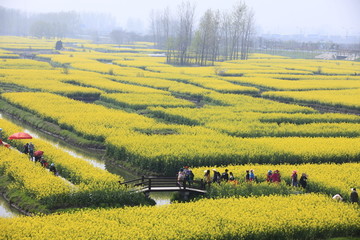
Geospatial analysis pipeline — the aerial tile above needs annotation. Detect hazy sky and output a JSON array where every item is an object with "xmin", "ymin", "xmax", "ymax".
[{"xmin": 1, "ymin": 0, "xmax": 359, "ymax": 36}]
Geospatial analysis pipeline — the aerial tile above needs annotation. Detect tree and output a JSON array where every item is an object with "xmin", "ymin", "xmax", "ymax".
[
  {"xmin": 110, "ymin": 29, "xmax": 126, "ymax": 44},
  {"xmin": 194, "ymin": 9, "xmax": 220, "ymax": 65},
  {"xmin": 150, "ymin": 0, "xmax": 255, "ymax": 66},
  {"xmin": 175, "ymin": 1, "xmax": 196, "ymax": 65}
]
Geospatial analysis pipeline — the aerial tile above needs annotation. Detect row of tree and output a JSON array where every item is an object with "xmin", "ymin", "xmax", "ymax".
[
  {"xmin": 0, "ymin": 7, "xmax": 116, "ymax": 39},
  {"xmin": 150, "ymin": 1, "xmax": 255, "ymax": 66}
]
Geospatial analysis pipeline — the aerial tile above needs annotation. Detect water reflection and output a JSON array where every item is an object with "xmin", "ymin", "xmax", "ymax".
[
  {"xmin": 0, "ymin": 197, "xmax": 19, "ymax": 218},
  {"xmin": 24, "ymin": 130, "xmax": 106, "ymax": 170},
  {"xmin": 0, "ymin": 112, "xmax": 170, "ymax": 213},
  {"xmin": 150, "ymin": 192, "xmax": 172, "ymax": 206}
]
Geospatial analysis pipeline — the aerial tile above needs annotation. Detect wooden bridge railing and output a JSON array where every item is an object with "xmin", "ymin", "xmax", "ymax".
[{"xmin": 119, "ymin": 176, "xmax": 206, "ymax": 194}]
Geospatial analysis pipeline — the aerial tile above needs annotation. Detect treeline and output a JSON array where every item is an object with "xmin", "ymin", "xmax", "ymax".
[
  {"xmin": 150, "ymin": 1, "xmax": 255, "ymax": 66},
  {"xmin": 0, "ymin": 6, "xmax": 116, "ymax": 38}
]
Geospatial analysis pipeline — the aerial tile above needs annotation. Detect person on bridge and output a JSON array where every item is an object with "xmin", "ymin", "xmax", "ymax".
[
  {"xmin": 177, "ymin": 168, "xmax": 186, "ymax": 186},
  {"xmin": 183, "ymin": 166, "xmax": 194, "ymax": 186}
]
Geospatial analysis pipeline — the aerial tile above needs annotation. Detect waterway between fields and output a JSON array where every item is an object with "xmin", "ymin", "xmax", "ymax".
[{"xmin": 0, "ymin": 113, "xmax": 171, "ymax": 218}]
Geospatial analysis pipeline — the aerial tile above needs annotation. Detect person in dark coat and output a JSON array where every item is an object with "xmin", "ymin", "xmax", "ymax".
[
  {"xmin": 266, "ymin": 170, "xmax": 273, "ymax": 182},
  {"xmin": 245, "ymin": 170, "xmax": 250, "ymax": 182},
  {"xmin": 28, "ymin": 142, "xmax": 34, "ymax": 160},
  {"xmin": 49, "ymin": 163, "xmax": 57, "ymax": 175},
  {"xmin": 299, "ymin": 173, "xmax": 308, "ymax": 189},
  {"xmin": 291, "ymin": 170, "xmax": 298, "ymax": 187},
  {"xmin": 229, "ymin": 172, "xmax": 235, "ymax": 181},
  {"xmin": 350, "ymin": 188, "xmax": 359, "ymax": 204},
  {"xmin": 23, "ymin": 143, "xmax": 29, "ymax": 154},
  {"xmin": 212, "ymin": 169, "xmax": 221, "ymax": 183},
  {"xmin": 221, "ymin": 169, "xmax": 229, "ymax": 182}
]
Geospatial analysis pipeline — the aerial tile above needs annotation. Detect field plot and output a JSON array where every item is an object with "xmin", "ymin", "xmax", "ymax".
[
  {"xmin": 100, "ymin": 93, "xmax": 196, "ymax": 109},
  {"xmin": 0, "ymin": 36, "xmax": 359, "ymax": 239},
  {"xmin": 192, "ymin": 162, "xmax": 360, "ymax": 200},
  {"xmin": 0, "ymin": 37, "xmax": 360, "ymax": 174},
  {"xmin": 0, "ymin": 118, "xmax": 151, "ymax": 212},
  {"xmin": 263, "ymin": 88, "xmax": 360, "ymax": 110},
  {"xmin": 0, "ymin": 194, "xmax": 358, "ymax": 240}
]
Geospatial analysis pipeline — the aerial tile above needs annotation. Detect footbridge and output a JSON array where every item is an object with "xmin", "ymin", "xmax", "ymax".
[{"xmin": 119, "ymin": 176, "xmax": 207, "ymax": 195}]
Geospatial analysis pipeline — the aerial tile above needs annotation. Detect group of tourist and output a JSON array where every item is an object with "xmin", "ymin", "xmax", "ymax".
[
  {"xmin": 199, "ymin": 168, "xmax": 358, "ymax": 204},
  {"xmin": 177, "ymin": 166, "xmax": 195, "ymax": 186},
  {"xmin": 23, "ymin": 142, "xmax": 57, "ymax": 175},
  {"xmin": 333, "ymin": 188, "xmax": 359, "ymax": 204},
  {"xmin": 198, "ymin": 169, "xmax": 308, "ymax": 188},
  {"xmin": 201, "ymin": 169, "xmax": 309, "ymax": 188}
]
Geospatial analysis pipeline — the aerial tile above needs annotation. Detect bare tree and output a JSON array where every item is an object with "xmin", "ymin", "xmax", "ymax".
[
  {"xmin": 219, "ymin": 11, "xmax": 232, "ymax": 61},
  {"xmin": 194, "ymin": 9, "xmax": 221, "ymax": 65},
  {"xmin": 151, "ymin": 0, "xmax": 255, "ymax": 66},
  {"xmin": 175, "ymin": 1, "xmax": 196, "ymax": 65},
  {"xmin": 240, "ymin": 9, "xmax": 255, "ymax": 60}
]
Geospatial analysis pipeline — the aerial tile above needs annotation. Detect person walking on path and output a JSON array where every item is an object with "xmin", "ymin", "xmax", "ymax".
[
  {"xmin": 266, "ymin": 170, "xmax": 273, "ymax": 182},
  {"xmin": 28, "ymin": 142, "xmax": 34, "ymax": 160},
  {"xmin": 299, "ymin": 173, "xmax": 308, "ymax": 189},
  {"xmin": 291, "ymin": 170, "xmax": 298, "ymax": 187},
  {"xmin": 245, "ymin": 170, "xmax": 250, "ymax": 182},
  {"xmin": 212, "ymin": 169, "xmax": 221, "ymax": 184},
  {"xmin": 229, "ymin": 172, "xmax": 235, "ymax": 181},
  {"xmin": 221, "ymin": 169, "xmax": 229, "ymax": 182},
  {"xmin": 203, "ymin": 170, "xmax": 211, "ymax": 188},
  {"xmin": 23, "ymin": 143, "xmax": 29, "ymax": 154},
  {"xmin": 49, "ymin": 163, "xmax": 57, "ymax": 176},
  {"xmin": 350, "ymin": 188, "xmax": 359, "ymax": 204},
  {"xmin": 272, "ymin": 170, "xmax": 281, "ymax": 183},
  {"xmin": 249, "ymin": 169, "xmax": 256, "ymax": 182}
]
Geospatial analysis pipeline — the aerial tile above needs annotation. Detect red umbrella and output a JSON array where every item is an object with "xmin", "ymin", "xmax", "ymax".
[
  {"xmin": 8, "ymin": 132, "xmax": 32, "ymax": 140},
  {"xmin": 34, "ymin": 150, "xmax": 44, "ymax": 157}
]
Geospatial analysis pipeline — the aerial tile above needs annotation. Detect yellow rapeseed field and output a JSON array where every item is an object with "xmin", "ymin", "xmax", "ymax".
[{"xmin": 0, "ymin": 194, "xmax": 359, "ymax": 239}]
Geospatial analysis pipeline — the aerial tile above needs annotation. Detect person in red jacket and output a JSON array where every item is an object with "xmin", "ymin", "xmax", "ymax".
[{"xmin": 271, "ymin": 170, "xmax": 281, "ymax": 183}]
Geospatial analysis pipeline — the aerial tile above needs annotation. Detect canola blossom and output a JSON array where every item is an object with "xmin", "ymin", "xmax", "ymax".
[
  {"xmin": 0, "ymin": 36, "xmax": 360, "ymax": 239},
  {"xmin": 263, "ymin": 88, "xmax": 360, "ymax": 109},
  {"xmin": 101, "ymin": 93, "xmax": 196, "ymax": 109},
  {"xmin": 0, "ymin": 194, "xmax": 359, "ymax": 239},
  {"xmin": 0, "ymin": 118, "xmax": 149, "ymax": 210},
  {"xmin": 192, "ymin": 162, "xmax": 360, "ymax": 201},
  {"xmin": 2, "ymin": 92, "xmax": 360, "ymax": 175},
  {"xmin": 0, "ymin": 142, "xmax": 74, "ymax": 200}
]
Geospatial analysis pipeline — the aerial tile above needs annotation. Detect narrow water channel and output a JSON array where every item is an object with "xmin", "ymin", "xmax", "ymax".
[
  {"xmin": 0, "ymin": 196, "xmax": 20, "ymax": 218},
  {"xmin": 0, "ymin": 113, "xmax": 171, "ymax": 217}
]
